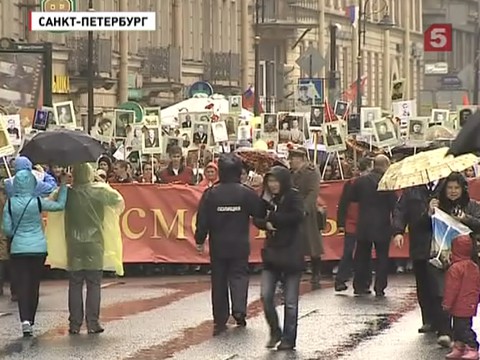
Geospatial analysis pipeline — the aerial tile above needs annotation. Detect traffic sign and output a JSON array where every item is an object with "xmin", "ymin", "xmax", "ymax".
[
  {"xmin": 41, "ymin": 0, "xmax": 76, "ymax": 34},
  {"xmin": 295, "ymin": 46, "xmax": 325, "ymax": 77},
  {"xmin": 424, "ymin": 24, "xmax": 452, "ymax": 52}
]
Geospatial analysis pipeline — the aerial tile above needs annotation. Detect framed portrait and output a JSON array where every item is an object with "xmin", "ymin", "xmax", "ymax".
[
  {"xmin": 392, "ymin": 100, "xmax": 417, "ymax": 119},
  {"xmin": 163, "ymin": 136, "xmax": 183, "ymax": 155},
  {"xmin": 286, "ymin": 114, "xmax": 308, "ymax": 144},
  {"xmin": 53, "ymin": 101, "xmax": 76, "ymax": 128},
  {"xmin": 144, "ymin": 107, "xmax": 161, "ymax": 119},
  {"xmin": 192, "ymin": 121, "xmax": 210, "ymax": 146},
  {"xmin": 179, "ymin": 113, "xmax": 193, "ymax": 129},
  {"xmin": 114, "ymin": 109, "xmax": 135, "ymax": 138},
  {"xmin": 179, "ymin": 128, "xmax": 192, "ymax": 149},
  {"xmin": 228, "ymin": 96, "xmax": 242, "ymax": 114},
  {"xmin": 0, "ymin": 117, "xmax": 15, "ymax": 157},
  {"xmin": 360, "ymin": 107, "xmax": 381, "ymax": 135},
  {"xmin": 372, "ymin": 118, "xmax": 398, "ymax": 147},
  {"xmin": 40, "ymin": 106, "xmax": 56, "ymax": 128},
  {"xmin": 322, "ymin": 121, "xmax": 346, "ymax": 152},
  {"xmin": 457, "ymin": 106, "xmax": 477, "ymax": 129},
  {"xmin": 334, "ymin": 101, "xmax": 349, "ymax": 118},
  {"xmin": 430, "ymin": 109, "xmax": 449, "ymax": 127},
  {"xmin": 141, "ymin": 126, "xmax": 162, "ymax": 154},
  {"xmin": 237, "ymin": 124, "xmax": 251, "ymax": 141},
  {"xmin": 33, "ymin": 109, "xmax": 49, "ymax": 131},
  {"xmin": 4, "ymin": 114, "xmax": 21, "ymax": 146},
  {"xmin": 193, "ymin": 112, "xmax": 212, "ymax": 123},
  {"xmin": 91, "ymin": 112, "xmax": 114, "ymax": 143},
  {"xmin": 212, "ymin": 121, "xmax": 229, "ymax": 143},
  {"xmin": 220, "ymin": 114, "xmax": 238, "ymax": 140},
  {"xmin": 391, "ymin": 79, "xmax": 405, "ymax": 101},
  {"xmin": 126, "ymin": 124, "xmax": 143, "ymax": 150},
  {"xmin": 261, "ymin": 113, "xmax": 278, "ymax": 134},
  {"xmin": 309, "ymin": 106, "xmax": 324, "ymax": 129},
  {"xmin": 407, "ymin": 117, "xmax": 429, "ymax": 142}
]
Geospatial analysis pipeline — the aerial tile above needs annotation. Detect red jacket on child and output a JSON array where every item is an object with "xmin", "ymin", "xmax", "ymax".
[{"xmin": 443, "ymin": 235, "xmax": 480, "ymax": 317}]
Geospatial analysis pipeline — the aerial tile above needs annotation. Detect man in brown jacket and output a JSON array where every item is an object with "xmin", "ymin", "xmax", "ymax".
[{"xmin": 289, "ymin": 147, "xmax": 323, "ymax": 289}]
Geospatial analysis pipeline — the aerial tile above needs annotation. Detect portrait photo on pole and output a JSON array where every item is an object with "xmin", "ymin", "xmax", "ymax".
[
  {"xmin": 333, "ymin": 100, "xmax": 349, "ymax": 118},
  {"xmin": 192, "ymin": 121, "xmax": 210, "ymax": 146},
  {"xmin": 322, "ymin": 121, "xmax": 346, "ymax": 152},
  {"xmin": 53, "ymin": 101, "xmax": 76, "ymax": 128},
  {"xmin": 179, "ymin": 112, "xmax": 193, "ymax": 129},
  {"xmin": 360, "ymin": 107, "xmax": 381, "ymax": 135},
  {"xmin": 457, "ymin": 106, "xmax": 477, "ymax": 128},
  {"xmin": 91, "ymin": 112, "xmax": 114, "ymax": 143},
  {"xmin": 228, "ymin": 96, "xmax": 242, "ymax": 114},
  {"xmin": 261, "ymin": 113, "xmax": 278, "ymax": 134},
  {"xmin": 372, "ymin": 118, "xmax": 398, "ymax": 147},
  {"xmin": 126, "ymin": 124, "xmax": 143, "ymax": 150},
  {"xmin": 32, "ymin": 108, "xmax": 49, "ymax": 131},
  {"xmin": 278, "ymin": 113, "xmax": 291, "ymax": 144},
  {"xmin": 193, "ymin": 112, "xmax": 212, "ymax": 123},
  {"xmin": 237, "ymin": 124, "xmax": 251, "ymax": 141},
  {"xmin": 178, "ymin": 128, "xmax": 192, "ymax": 149},
  {"xmin": 407, "ymin": 117, "xmax": 429, "ymax": 142},
  {"xmin": 287, "ymin": 114, "xmax": 308, "ymax": 144},
  {"xmin": 0, "ymin": 117, "xmax": 15, "ymax": 157},
  {"xmin": 391, "ymin": 79, "xmax": 405, "ymax": 101},
  {"xmin": 430, "ymin": 109, "xmax": 449, "ymax": 127},
  {"xmin": 220, "ymin": 114, "xmax": 238, "ymax": 140},
  {"xmin": 392, "ymin": 100, "xmax": 417, "ymax": 119},
  {"xmin": 141, "ymin": 126, "xmax": 162, "ymax": 154},
  {"xmin": 144, "ymin": 107, "xmax": 161, "ymax": 119},
  {"xmin": 144, "ymin": 114, "xmax": 160, "ymax": 127},
  {"xmin": 309, "ymin": 106, "xmax": 324, "ymax": 129},
  {"xmin": 5, "ymin": 114, "xmax": 21, "ymax": 147},
  {"xmin": 212, "ymin": 121, "xmax": 229, "ymax": 143},
  {"xmin": 163, "ymin": 136, "xmax": 183, "ymax": 155},
  {"xmin": 114, "ymin": 109, "xmax": 135, "ymax": 138}
]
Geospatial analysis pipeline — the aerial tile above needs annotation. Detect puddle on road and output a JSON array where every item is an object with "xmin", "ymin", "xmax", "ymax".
[{"xmin": 309, "ymin": 291, "xmax": 417, "ymax": 359}]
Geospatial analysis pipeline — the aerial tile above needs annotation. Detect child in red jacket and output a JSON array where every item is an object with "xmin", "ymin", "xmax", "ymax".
[{"xmin": 443, "ymin": 234, "xmax": 480, "ymax": 360}]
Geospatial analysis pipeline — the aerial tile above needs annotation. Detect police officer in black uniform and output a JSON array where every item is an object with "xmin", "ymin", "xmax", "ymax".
[{"xmin": 195, "ymin": 154, "xmax": 264, "ymax": 336}]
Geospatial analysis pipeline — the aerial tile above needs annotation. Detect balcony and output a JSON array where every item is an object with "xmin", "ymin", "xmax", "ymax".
[
  {"xmin": 64, "ymin": 35, "xmax": 115, "ymax": 91},
  {"xmin": 203, "ymin": 51, "xmax": 240, "ymax": 85},
  {"xmin": 257, "ymin": 0, "xmax": 320, "ymax": 30}
]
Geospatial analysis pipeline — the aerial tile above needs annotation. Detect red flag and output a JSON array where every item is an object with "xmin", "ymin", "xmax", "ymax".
[
  {"xmin": 342, "ymin": 75, "xmax": 367, "ymax": 103},
  {"xmin": 463, "ymin": 93, "xmax": 470, "ymax": 106},
  {"xmin": 324, "ymin": 99, "xmax": 336, "ymax": 122}
]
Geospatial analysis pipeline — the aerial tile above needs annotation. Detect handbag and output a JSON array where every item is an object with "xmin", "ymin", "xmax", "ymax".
[{"xmin": 7, "ymin": 197, "xmax": 37, "ymax": 244}]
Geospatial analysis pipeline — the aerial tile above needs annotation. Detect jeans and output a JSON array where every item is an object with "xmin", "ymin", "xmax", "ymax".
[
  {"xmin": 261, "ymin": 269, "xmax": 301, "ymax": 345},
  {"xmin": 10, "ymin": 255, "xmax": 46, "ymax": 324},
  {"xmin": 335, "ymin": 233, "xmax": 356, "ymax": 283},
  {"xmin": 68, "ymin": 270, "xmax": 103, "ymax": 330},
  {"xmin": 453, "ymin": 317, "xmax": 478, "ymax": 348}
]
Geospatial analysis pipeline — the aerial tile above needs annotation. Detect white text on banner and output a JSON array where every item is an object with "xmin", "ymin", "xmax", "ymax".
[{"xmin": 30, "ymin": 12, "xmax": 156, "ymax": 31}]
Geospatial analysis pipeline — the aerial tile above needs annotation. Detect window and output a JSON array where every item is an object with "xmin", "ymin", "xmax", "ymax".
[
  {"xmin": 230, "ymin": 0, "xmax": 238, "ymax": 53},
  {"xmin": 192, "ymin": 0, "xmax": 201, "ymax": 59}
]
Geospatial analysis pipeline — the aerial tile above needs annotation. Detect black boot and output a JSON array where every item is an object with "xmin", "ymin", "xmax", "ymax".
[{"xmin": 310, "ymin": 258, "xmax": 321, "ymax": 290}]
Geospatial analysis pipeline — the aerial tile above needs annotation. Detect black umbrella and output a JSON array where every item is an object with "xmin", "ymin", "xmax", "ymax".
[
  {"xmin": 20, "ymin": 129, "xmax": 105, "ymax": 165},
  {"xmin": 447, "ymin": 110, "xmax": 480, "ymax": 156}
]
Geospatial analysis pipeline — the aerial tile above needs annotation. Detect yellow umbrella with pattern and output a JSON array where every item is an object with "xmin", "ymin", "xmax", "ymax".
[{"xmin": 378, "ymin": 147, "xmax": 477, "ymax": 191}]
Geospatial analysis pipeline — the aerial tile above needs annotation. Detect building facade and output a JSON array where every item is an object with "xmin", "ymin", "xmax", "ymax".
[
  {"xmin": 422, "ymin": 0, "xmax": 477, "ymax": 112},
  {"xmin": 0, "ymin": 0, "xmax": 423, "ymax": 117},
  {"xmin": 253, "ymin": 0, "xmax": 424, "ymax": 112}
]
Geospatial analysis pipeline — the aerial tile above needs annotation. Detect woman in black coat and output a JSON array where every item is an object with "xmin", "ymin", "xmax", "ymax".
[
  {"xmin": 428, "ymin": 171, "xmax": 480, "ymax": 347},
  {"xmin": 253, "ymin": 166, "xmax": 305, "ymax": 351}
]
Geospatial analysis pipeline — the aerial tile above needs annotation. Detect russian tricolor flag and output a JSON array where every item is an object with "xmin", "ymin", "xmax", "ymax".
[{"xmin": 345, "ymin": 5, "xmax": 359, "ymax": 28}]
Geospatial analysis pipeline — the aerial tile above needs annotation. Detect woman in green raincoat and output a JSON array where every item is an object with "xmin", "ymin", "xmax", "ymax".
[{"xmin": 46, "ymin": 163, "xmax": 124, "ymax": 334}]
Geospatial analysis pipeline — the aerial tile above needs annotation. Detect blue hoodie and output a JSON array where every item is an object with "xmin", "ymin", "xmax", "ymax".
[
  {"xmin": 3, "ymin": 170, "xmax": 67, "ymax": 255},
  {"xmin": 4, "ymin": 156, "xmax": 57, "ymax": 197}
]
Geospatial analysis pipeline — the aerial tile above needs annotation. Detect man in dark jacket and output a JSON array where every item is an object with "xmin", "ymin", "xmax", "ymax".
[
  {"xmin": 335, "ymin": 158, "xmax": 371, "ymax": 291},
  {"xmin": 392, "ymin": 179, "xmax": 443, "ymax": 333},
  {"xmin": 350, "ymin": 155, "xmax": 397, "ymax": 297},
  {"xmin": 195, "ymin": 154, "xmax": 264, "ymax": 335}
]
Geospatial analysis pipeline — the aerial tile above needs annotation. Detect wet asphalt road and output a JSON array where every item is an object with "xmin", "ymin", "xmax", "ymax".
[{"xmin": 0, "ymin": 275, "xmax": 461, "ymax": 359}]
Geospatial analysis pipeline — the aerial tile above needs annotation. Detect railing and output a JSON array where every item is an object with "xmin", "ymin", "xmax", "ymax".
[
  {"xmin": 65, "ymin": 35, "xmax": 112, "ymax": 76},
  {"xmin": 139, "ymin": 46, "xmax": 181, "ymax": 82},
  {"xmin": 260, "ymin": 0, "xmax": 319, "ymax": 25},
  {"xmin": 203, "ymin": 51, "xmax": 240, "ymax": 83}
]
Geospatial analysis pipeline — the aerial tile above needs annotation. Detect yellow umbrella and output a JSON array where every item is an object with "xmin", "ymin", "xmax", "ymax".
[{"xmin": 378, "ymin": 147, "xmax": 477, "ymax": 191}]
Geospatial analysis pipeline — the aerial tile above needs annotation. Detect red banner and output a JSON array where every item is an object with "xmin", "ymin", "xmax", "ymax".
[{"xmin": 114, "ymin": 181, "xmax": 409, "ymax": 263}]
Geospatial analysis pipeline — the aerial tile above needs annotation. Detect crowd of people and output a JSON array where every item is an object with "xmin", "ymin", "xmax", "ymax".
[{"xmin": 1, "ymin": 137, "xmax": 480, "ymax": 358}]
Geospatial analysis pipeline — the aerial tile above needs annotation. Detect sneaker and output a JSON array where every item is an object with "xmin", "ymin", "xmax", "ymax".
[
  {"xmin": 21, "ymin": 321, "xmax": 32, "ymax": 337},
  {"xmin": 461, "ymin": 346, "xmax": 479, "ymax": 360},
  {"xmin": 446, "ymin": 341, "xmax": 465, "ymax": 359},
  {"xmin": 437, "ymin": 334, "xmax": 453, "ymax": 348},
  {"xmin": 266, "ymin": 329, "xmax": 282, "ymax": 349}
]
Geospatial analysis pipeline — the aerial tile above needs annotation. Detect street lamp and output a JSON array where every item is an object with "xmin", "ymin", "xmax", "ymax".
[
  {"xmin": 253, "ymin": 0, "xmax": 261, "ymax": 116},
  {"xmin": 87, "ymin": 0, "xmax": 94, "ymax": 133},
  {"xmin": 356, "ymin": 0, "xmax": 394, "ymax": 115}
]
